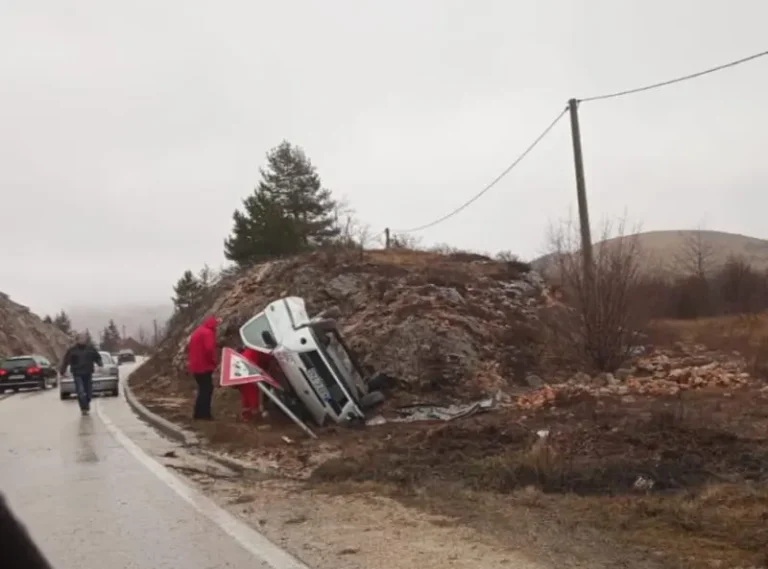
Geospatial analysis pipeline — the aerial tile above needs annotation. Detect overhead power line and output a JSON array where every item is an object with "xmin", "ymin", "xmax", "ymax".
[
  {"xmin": 579, "ymin": 48, "xmax": 768, "ymax": 103},
  {"xmin": 391, "ymin": 106, "xmax": 568, "ymax": 234}
]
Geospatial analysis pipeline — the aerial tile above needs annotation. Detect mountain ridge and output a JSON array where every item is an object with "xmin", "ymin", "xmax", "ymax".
[{"xmin": 532, "ymin": 229, "xmax": 768, "ymax": 275}]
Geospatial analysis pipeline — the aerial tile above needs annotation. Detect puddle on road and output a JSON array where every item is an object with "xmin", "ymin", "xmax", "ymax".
[{"xmin": 76, "ymin": 417, "xmax": 99, "ymax": 463}]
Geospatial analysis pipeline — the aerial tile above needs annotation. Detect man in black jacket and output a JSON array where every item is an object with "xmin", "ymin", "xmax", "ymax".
[{"xmin": 59, "ymin": 333, "xmax": 103, "ymax": 416}]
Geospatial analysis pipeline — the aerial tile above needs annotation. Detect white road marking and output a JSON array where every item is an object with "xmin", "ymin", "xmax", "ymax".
[{"xmin": 95, "ymin": 401, "xmax": 311, "ymax": 569}]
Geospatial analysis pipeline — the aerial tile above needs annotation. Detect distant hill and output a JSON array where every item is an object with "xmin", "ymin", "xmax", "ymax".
[
  {"xmin": 532, "ymin": 230, "xmax": 768, "ymax": 277},
  {"xmin": 67, "ymin": 303, "xmax": 173, "ymax": 341}
]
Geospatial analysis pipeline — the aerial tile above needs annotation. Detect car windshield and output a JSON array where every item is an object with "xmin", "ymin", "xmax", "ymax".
[
  {"xmin": 100, "ymin": 353, "xmax": 113, "ymax": 365},
  {"xmin": 1, "ymin": 358, "xmax": 36, "ymax": 370}
]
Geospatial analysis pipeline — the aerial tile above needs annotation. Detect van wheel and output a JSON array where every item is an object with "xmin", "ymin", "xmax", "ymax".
[
  {"xmin": 110, "ymin": 388, "xmax": 119, "ymax": 397},
  {"xmin": 60, "ymin": 392, "xmax": 69, "ymax": 400},
  {"xmin": 359, "ymin": 390, "xmax": 385, "ymax": 410}
]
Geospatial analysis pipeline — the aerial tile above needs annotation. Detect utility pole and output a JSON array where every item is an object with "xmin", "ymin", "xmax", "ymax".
[
  {"xmin": 121, "ymin": 325, "xmax": 126, "ymax": 339},
  {"xmin": 568, "ymin": 98, "xmax": 594, "ymax": 276},
  {"xmin": 153, "ymin": 319, "xmax": 158, "ymax": 346},
  {"xmin": 384, "ymin": 228, "xmax": 390, "ymax": 249}
]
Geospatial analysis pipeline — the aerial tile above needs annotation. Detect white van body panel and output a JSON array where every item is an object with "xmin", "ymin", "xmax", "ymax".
[{"xmin": 240, "ymin": 297, "xmax": 366, "ymax": 426}]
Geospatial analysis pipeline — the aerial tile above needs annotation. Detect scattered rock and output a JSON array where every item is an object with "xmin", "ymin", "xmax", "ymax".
[
  {"xmin": 325, "ymin": 274, "xmax": 363, "ymax": 300},
  {"xmin": 525, "ymin": 374, "xmax": 544, "ymax": 388},
  {"xmin": 338, "ymin": 547, "xmax": 359, "ymax": 555},
  {"xmin": 518, "ymin": 346, "xmax": 753, "ymax": 410},
  {"xmin": 615, "ymin": 368, "xmax": 632, "ymax": 380},
  {"xmin": 569, "ymin": 372, "xmax": 591, "ymax": 385}
]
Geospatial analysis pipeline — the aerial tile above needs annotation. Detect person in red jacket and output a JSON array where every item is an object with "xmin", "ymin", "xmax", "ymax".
[{"xmin": 187, "ymin": 315, "xmax": 219, "ymax": 420}]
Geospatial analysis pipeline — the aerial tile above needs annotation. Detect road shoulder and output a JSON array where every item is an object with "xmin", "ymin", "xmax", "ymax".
[{"xmin": 110, "ymin": 371, "xmax": 549, "ymax": 569}]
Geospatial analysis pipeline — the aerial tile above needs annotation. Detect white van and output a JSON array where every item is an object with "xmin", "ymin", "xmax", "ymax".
[{"xmin": 239, "ymin": 297, "xmax": 385, "ymax": 426}]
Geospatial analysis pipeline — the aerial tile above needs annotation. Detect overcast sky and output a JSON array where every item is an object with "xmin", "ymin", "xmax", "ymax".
[{"xmin": 1, "ymin": 0, "xmax": 767, "ymax": 315}]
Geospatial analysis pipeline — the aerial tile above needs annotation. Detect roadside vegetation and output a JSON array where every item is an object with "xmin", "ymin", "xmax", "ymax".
[{"xmin": 138, "ymin": 140, "xmax": 768, "ymax": 569}]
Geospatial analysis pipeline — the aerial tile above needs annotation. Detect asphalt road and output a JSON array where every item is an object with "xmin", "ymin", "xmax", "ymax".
[{"xmin": 0, "ymin": 363, "xmax": 307, "ymax": 569}]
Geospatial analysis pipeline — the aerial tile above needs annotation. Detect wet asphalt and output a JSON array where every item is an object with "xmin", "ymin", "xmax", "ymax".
[{"xmin": 0, "ymin": 364, "xmax": 278, "ymax": 569}]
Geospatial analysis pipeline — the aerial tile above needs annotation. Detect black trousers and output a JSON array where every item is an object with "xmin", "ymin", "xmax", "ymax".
[{"xmin": 193, "ymin": 372, "xmax": 214, "ymax": 419}]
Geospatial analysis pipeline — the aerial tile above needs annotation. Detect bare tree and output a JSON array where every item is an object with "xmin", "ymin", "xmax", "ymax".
[
  {"xmin": 543, "ymin": 216, "xmax": 647, "ymax": 372},
  {"xmin": 389, "ymin": 232, "xmax": 422, "ymax": 250},
  {"xmin": 496, "ymin": 250, "xmax": 521, "ymax": 262},
  {"xmin": 198, "ymin": 264, "xmax": 219, "ymax": 288},
  {"xmin": 672, "ymin": 226, "xmax": 716, "ymax": 315},
  {"xmin": 675, "ymin": 226, "xmax": 715, "ymax": 281}
]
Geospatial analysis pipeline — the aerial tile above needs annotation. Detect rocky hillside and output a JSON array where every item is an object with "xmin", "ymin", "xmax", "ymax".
[
  {"xmin": 0, "ymin": 292, "xmax": 71, "ymax": 362},
  {"xmin": 132, "ymin": 249, "xmax": 549, "ymax": 405}
]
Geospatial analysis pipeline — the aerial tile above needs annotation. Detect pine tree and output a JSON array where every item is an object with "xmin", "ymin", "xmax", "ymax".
[
  {"xmin": 83, "ymin": 329, "xmax": 94, "ymax": 345},
  {"xmin": 172, "ymin": 270, "xmax": 203, "ymax": 312},
  {"xmin": 43, "ymin": 315, "xmax": 53, "ymax": 324},
  {"xmin": 100, "ymin": 320, "xmax": 121, "ymax": 352},
  {"xmin": 261, "ymin": 141, "xmax": 339, "ymax": 245},
  {"xmin": 224, "ymin": 191, "xmax": 301, "ymax": 266},
  {"xmin": 53, "ymin": 310, "xmax": 72, "ymax": 334},
  {"xmin": 223, "ymin": 141, "xmax": 339, "ymax": 266}
]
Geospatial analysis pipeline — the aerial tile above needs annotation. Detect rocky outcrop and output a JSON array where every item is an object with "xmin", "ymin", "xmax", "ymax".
[
  {"xmin": 0, "ymin": 293, "xmax": 71, "ymax": 363},
  {"xmin": 132, "ymin": 250, "xmax": 548, "ymax": 404}
]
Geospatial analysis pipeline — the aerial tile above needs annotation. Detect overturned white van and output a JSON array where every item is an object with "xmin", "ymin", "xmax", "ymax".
[{"xmin": 239, "ymin": 297, "xmax": 385, "ymax": 427}]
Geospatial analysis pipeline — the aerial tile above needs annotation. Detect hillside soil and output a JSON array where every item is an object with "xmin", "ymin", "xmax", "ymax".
[
  {"xmin": 131, "ymin": 253, "xmax": 768, "ymax": 569},
  {"xmin": 136, "ymin": 333, "xmax": 768, "ymax": 569}
]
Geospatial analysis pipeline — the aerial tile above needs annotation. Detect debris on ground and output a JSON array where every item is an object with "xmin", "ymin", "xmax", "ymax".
[
  {"xmin": 366, "ymin": 393, "xmax": 499, "ymax": 425},
  {"xmin": 518, "ymin": 344, "xmax": 754, "ymax": 410}
]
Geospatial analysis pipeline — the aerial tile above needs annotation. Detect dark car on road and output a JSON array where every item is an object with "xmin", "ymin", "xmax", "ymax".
[
  {"xmin": 117, "ymin": 349, "xmax": 136, "ymax": 364},
  {"xmin": 0, "ymin": 355, "xmax": 58, "ymax": 393}
]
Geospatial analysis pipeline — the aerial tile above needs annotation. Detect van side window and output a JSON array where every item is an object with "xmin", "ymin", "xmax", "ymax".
[{"xmin": 240, "ymin": 314, "xmax": 276, "ymax": 350}]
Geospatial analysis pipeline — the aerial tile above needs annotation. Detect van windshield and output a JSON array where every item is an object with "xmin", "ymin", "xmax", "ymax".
[{"xmin": 240, "ymin": 313, "xmax": 276, "ymax": 350}]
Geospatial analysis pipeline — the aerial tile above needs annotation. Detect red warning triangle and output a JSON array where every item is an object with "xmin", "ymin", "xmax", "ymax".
[{"xmin": 219, "ymin": 347, "xmax": 282, "ymax": 389}]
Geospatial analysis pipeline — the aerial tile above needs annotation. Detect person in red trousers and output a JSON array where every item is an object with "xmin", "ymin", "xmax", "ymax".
[{"xmin": 238, "ymin": 346, "xmax": 275, "ymax": 421}]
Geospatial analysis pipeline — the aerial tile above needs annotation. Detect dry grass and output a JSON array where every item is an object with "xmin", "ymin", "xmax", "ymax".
[
  {"xmin": 402, "ymin": 482, "xmax": 768, "ymax": 569},
  {"xmin": 652, "ymin": 312, "xmax": 768, "ymax": 378}
]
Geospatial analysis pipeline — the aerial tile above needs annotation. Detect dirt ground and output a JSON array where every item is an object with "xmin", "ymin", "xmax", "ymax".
[{"xmin": 134, "ymin": 317, "xmax": 768, "ymax": 569}]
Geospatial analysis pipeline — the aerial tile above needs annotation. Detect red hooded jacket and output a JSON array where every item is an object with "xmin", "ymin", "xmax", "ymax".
[
  {"xmin": 187, "ymin": 316, "xmax": 218, "ymax": 374},
  {"xmin": 241, "ymin": 347, "xmax": 273, "ymax": 371}
]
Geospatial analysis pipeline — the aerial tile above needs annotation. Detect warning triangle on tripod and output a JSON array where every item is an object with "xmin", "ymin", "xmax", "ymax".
[{"xmin": 219, "ymin": 347, "xmax": 281, "ymax": 389}]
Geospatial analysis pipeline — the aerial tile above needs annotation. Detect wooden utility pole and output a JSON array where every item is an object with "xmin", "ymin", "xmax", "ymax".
[
  {"xmin": 568, "ymin": 98, "xmax": 594, "ymax": 275},
  {"xmin": 384, "ymin": 228, "xmax": 391, "ymax": 249},
  {"xmin": 152, "ymin": 319, "xmax": 158, "ymax": 345}
]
